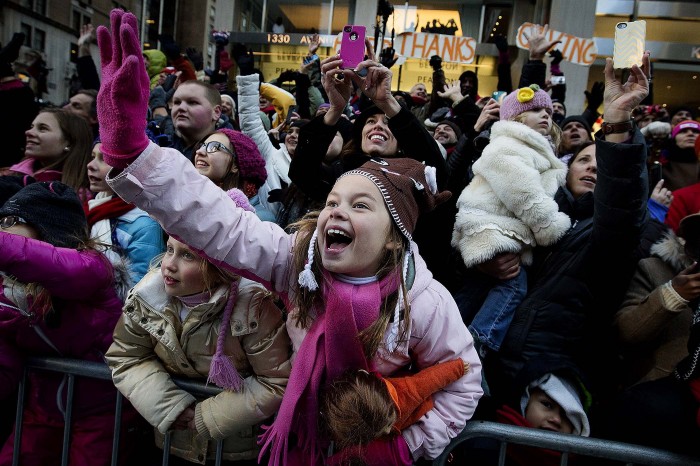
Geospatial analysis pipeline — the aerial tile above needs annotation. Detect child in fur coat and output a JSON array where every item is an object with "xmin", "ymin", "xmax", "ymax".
[{"xmin": 452, "ymin": 85, "xmax": 571, "ymax": 356}]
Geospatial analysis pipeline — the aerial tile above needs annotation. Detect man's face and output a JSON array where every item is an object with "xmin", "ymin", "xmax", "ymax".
[
  {"xmin": 410, "ymin": 84, "xmax": 427, "ymax": 100},
  {"xmin": 672, "ymin": 110, "xmax": 693, "ymax": 127},
  {"xmin": 561, "ymin": 121, "xmax": 590, "ymax": 153},
  {"xmin": 460, "ymin": 77, "xmax": 475, "ymax": 97},
  {"xmin": 63, "ymin": 93, "xmax": 96, "ymax": 125},
  {"xmin": 433, "ymin": 123, "xmax": 458, "ymax": 146},
  {"xmin": 552, "ymin": 102, "xmax": 566, "ymax": 118},
  {"xmin": 171, "ymin": 83, "xmax": 220, "ymax": 142}
]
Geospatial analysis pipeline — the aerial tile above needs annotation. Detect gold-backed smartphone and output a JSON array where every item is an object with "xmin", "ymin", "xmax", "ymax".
[{"xmin": 613, "ymin": 20, "xmax": 646, "ymax": 69}]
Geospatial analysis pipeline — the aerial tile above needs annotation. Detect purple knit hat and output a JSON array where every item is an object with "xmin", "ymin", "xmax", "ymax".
[
  {"xmin": 215, "ymin": 128, "xmax": 268, "ymax": 188},
  {"xmin": 500, "ymin": 84, "xmax": 553, "ymax": 121},
  {"xmin": 207, "ymin": 188, "xmax": 255, "ymax": 392}
]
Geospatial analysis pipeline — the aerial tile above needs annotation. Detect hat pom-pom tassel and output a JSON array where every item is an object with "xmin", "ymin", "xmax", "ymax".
[{"xmin": 298, "ymin": 264, "xmax": 319, "ymax": 291}]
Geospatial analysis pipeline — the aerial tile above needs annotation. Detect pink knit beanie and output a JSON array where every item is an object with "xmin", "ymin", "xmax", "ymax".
[
  {"xmin": 216, "ymin": 128, "xmax": 268, "ymax": 188},
  {"xmin": 499, "ymin": 84, "xmax": 553, "ymax": 122}
]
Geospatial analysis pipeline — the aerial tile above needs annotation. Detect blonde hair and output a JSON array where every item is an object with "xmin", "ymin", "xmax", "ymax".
[
  {"xmin": 511, "ymin": 111, "xmax": 562, "ymax": 152},
  {"xmin": 288, "ymin": 211, "xmax": 411, "ymax": 358}
]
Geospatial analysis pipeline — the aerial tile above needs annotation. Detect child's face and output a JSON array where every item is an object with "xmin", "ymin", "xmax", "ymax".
[
  {"xmin": 318, "ymin": 175, "xmax": 396, "ymax": 277},
  {"xmin": 194, "ymin": 133, "xmax": 236, "ymax": 183},
  {"xmin": 161, "ymin": 237, "xmax": 207, "ymax": 297},
  {"xmin": 524, "ymin": 388, "xmax": 574, "ymax": 434},
  {"xmin": 87, "ymin": 143, "xmax": 114, "ymax": 194},
  {"xmin": 520, "ymin": 107, "xmax": 552, "ymax": 136}
]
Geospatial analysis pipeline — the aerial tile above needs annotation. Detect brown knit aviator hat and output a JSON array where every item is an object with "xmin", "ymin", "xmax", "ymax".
[{"xmin": 340, "ymin": 158, "xmax": 452, "ymax": 242}]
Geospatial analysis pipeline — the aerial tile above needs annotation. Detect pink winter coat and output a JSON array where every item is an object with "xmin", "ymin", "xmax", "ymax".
[
  {"xmin": 107, "ymin": 142, "xmax": 484, "ymax": 461},
  {"xmin": 0, "ymin": 232, "xmax": 123, "ymax": 419}
]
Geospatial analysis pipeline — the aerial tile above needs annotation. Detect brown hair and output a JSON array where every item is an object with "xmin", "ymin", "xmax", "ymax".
[
  {"xmin": 198, "ymin": 132, "xmax": 240, "ymax": 191},
  {"xmin": 37, "ymin": 108, "xmax": 92, "ymax": 195},
  {"xmin": 320, "ymin": 370, "xmax": 397, "ymax": 451},
  {"xmin": 568, "ymin": 140, "xmax": 595, "ymax": 167},
  {"xmin": 511, "ymin": 111, "xmax": 563, "ymax": 153},
  {"xmin": 178, "ymin": 80, "xmax": 222, "ymax": 108},
  {"xmin": 288, "ymin": 211, "xmax": 411, "ymax": 358}
]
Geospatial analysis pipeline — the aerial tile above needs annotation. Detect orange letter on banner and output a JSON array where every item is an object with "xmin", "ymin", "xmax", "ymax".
[
  {"xmin": 425, "ymin": 34, "xmax": 440, "ymax": 58},
  {"xmin": 441, "ymin": 36, "xmax": 456, "ymax": 61},
  {"xmin": 582, "ymin": 41, "xmax": 596, "ymax": 65},
  {"xmin": 411, "ymin": 33, "xmax": 427, "ymax": 57}
]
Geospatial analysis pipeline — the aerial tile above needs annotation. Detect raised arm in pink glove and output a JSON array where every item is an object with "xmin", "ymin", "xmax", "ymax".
[{"xmin": 96, "ymin": 9, "xmax": 150, "ymax": 168}]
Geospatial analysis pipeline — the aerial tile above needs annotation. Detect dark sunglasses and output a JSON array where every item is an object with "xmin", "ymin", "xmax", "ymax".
[{"xmin": 0, "ymin": 216, "xmax": 28, "ymax": 229}]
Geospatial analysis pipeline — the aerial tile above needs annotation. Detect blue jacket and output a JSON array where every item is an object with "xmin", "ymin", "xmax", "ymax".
[{"xmin": 114, "ymin": 208, "xmax": 166, "ymax": 284}]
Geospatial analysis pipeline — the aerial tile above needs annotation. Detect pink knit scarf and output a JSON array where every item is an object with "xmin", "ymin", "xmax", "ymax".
[{"xmin": 258, "ymin": 270, "xmax": 400, "ymax": 466}]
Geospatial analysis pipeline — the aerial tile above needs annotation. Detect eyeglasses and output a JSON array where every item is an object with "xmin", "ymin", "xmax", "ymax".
[
  {"xmin": 197, "ymin": 141, "xmax": 236, "ymax": 158},
  {"xmin": 0, "ymin": 216, "xmax": 28, "ymax": 230}
]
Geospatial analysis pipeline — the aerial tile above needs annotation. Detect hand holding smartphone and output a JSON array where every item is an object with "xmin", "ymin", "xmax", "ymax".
[{"xmin": 613, "ymin": 20, "xmax": 646, "ymax": 69}]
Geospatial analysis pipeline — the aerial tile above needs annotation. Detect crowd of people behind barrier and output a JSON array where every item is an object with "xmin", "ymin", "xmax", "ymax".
[{"xmin": 0, "ymin": 8, "xmax": 700, "ymax": 466}]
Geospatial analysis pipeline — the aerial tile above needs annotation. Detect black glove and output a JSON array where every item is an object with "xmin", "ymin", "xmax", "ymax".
[
  {"xmin": 185, "ymin": 47, "xmax": 204, "ymax": 71},
  {"xmin": 429, "ymin": 55, "xmax": 442, "ymax": 71},
  {"xmin": 379, "ymin": 47, "xmax": 398, "ymax": 69},
  {"xmin": 585, "ymin": 81, "xmax": 604, "ymax": 111},
  {"xmin": 278, "ymin": 69, "xmax": 298, "ymax": 83},
  {"xmin": 493, "ymin": 35, "xmax": 509, "ymax": 53},
  {"xmin": 549, "ymin": 49, "xmax": 564, "ymax": 65},
  {"xmin": 232, "ymin": 43, "xmax": 255, "ymax": 76},
  {"xmin": 161, "ymin": 74, "xmax": 177, "ymax": 93},
  {"xmin": 159, "ymin": 34, "xmax": 181, "ymax": 61},
  {"xmin": 0, "ymin": 32, "xmax": 25, "ymax": 78}
]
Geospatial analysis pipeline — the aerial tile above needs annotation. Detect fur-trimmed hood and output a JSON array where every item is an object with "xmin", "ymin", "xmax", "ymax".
[{"xmin": 650, "ymin": 230, "xmax": 692, "ymax": 271}]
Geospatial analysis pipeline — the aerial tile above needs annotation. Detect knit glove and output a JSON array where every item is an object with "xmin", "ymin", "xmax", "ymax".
[
  {"xmin": 96, "ymin": 9, "xmax": 150, "ymax": 168},
  {"xmin": 584, "ymin": 81, "xmax": 604, "ymax": 111},
  {"xmin": 549, "ymin": 49, "xmax": 564, "ymax": 75},
  {"xmin": 232, "ymin": 43, "xmax": 255, "ymax": 76}
]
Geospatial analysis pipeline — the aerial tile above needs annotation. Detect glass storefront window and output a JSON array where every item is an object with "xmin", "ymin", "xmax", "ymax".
[{"xmin": 263, "ymin": 0, "xmax": 351, "ymax": 34}]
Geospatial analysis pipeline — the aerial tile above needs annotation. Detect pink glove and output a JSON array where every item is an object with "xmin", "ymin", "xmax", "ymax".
[{"xmin": 96, "ymin": 10, "xmax": 150, "ymax": 169}]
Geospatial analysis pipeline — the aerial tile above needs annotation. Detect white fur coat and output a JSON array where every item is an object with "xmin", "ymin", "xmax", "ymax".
[{"xmin": 452, "ymin": 120, "xmax": 570, "ymax": 268}]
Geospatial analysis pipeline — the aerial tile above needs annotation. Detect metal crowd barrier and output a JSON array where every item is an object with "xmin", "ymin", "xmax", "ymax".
[
  {"xmin": 11, "ymin": 357, "xmax": 700, "ymax": 466},
  {"xmin": 13, "ymin": 356, "xmax": 223, "ymax": 466},
  {"xmin": 432, "ymin": 420, "xmax": 700, "ymax": 466}
]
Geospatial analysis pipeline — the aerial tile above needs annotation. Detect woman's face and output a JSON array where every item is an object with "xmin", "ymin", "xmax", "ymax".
[
  {"xmin": 675, "ymin": 128, "xmax": 699, "ymax": 151},
  {"xmin": 566, "ymin": 144, "xmax": 597, "ymax": 199},
  {"xmin": 24, "ymin": 112, "xmax": 68, "ymax": 161},
  {"xmin": 360, "ymin": 114, "xmax": 398, "ymax": 157},
  {"xmin": 519, "ymin": 107, "xmax": 552, "ymax": 136},
  {"xmin": 86, "ymin": 143, "xmax": 114, "ymax": 194},
  {"xmin": 194, "ymin": 133, "xmax": 237, "ymax": 184}
]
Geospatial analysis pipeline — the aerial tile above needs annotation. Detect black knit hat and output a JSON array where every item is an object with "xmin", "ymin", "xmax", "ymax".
[
  {"xmin": 0, "ymin": 181, "xmax": 87, "ymax": 248},
  {"xmin": 0, "ymin": 33, "xmax": 25, "ymax": 78},
  {"xmin": 559, "ymin": 115, "xmax": 592, "ymax": 137},
  {"xmin": 0, "ymin": 175, "xmax": 35, "ymax": 206}
]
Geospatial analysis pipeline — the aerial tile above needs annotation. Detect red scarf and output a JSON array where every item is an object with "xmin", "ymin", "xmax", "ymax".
[
  {"xmin": 259, "ymin": 271, "xmax": 400, "ymax": 466},
  {"xmin": 86, "ymin": 196, "xmax": 135, "ymax": 227},
  {"xmin": 496, "ymin": 405, "xmax": 579, "ymax": 466}
]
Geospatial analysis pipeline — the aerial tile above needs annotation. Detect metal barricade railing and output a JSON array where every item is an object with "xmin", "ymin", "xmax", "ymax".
[
  {"xmin": 12, "ymin": 357, "xmax": 700, "ymax": 466},
  {"xmin": 432, "ymin": 420, "xmax": 700, "ymax": 466},
  {"xmin": 13, "ymin": 357, "xmax": 223, "ymax": 466}
]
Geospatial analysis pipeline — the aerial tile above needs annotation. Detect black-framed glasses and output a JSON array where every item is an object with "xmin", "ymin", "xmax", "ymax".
[
  {"xmin": 0, "ymin": 216, "xmax": 28, "ymax": 229},
  {"xmin": 198, "ymin": 141, "xmax": 236, "ymax": 158}
]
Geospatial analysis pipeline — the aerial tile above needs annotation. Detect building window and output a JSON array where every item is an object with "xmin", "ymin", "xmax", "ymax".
[
  {"xmin": 35, "ymin": 0, "xmax": 46, "ymax": 15},
  {"xmin": 19, "ymin": 0, "xmax": 31, "ymax": 8},
  {"xmin": 20, "ymin": 23, "xmax": 32, "ymax": 47},
  {"xmin": 33, "ymin": 28, "xmax": 46, "ymax": 51}
]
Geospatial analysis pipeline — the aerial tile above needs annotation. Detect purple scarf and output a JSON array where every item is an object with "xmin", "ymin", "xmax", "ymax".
[{"xmin": 258, "ymin": 271, "xmax": 400, "ymax": 466}]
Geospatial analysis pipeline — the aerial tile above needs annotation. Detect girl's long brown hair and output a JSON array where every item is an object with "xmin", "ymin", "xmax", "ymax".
[{"xmin": 289, "ymin": 211, "xmax": 411, "ymax": 358}]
